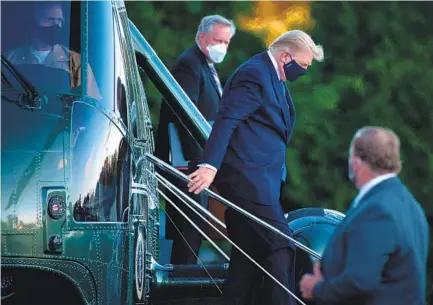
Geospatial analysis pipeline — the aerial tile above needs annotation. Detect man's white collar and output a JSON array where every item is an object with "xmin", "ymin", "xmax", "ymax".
[
  {"xmin": 267, "ymin": 49, "xmax": 281, "ymax": 80},
  {"xmin": 352, "ymin": 173, "xmax": 397, "ymax": 208}
]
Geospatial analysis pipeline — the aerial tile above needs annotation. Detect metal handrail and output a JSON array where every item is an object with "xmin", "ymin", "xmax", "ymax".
[
  {"xmin": 146, "ymin": 153, "xmax": 322, "ymax": 260},
  {"xmin": 156, "ymin": 173, "xmax": 306, "ymax": 305}
]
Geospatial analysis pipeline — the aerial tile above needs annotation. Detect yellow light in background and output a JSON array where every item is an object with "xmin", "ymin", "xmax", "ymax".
[{"xmin": 238, "ymin": 1, "xmax": 314, "ymax": 46}]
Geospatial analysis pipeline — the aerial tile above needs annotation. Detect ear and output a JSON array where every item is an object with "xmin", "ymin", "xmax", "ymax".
[
  {"xmin": 352, "ymin": 156, "xmax": 362, "ymax": 170},
  {"xmin": 280, "ymin": 51, "xmax": 290, "ymax": 63},
  {"xmin": 199, "ymin": 32, "xmax": 207, "ymax": 43},
  {"xmin": 197, "ymin": 33, "xmax": 205, "ymax": 49}
]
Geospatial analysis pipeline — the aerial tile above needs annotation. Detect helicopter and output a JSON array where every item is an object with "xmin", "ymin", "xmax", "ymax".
[{"xmin": 1, "ymin": 1, "xmax": 344, "ymax": 304}]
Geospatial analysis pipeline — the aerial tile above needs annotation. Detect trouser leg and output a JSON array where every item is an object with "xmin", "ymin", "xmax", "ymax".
[
  {"xmin": 256, "ymin": 246, "xmax": 296, "ymax": 305},
  {"xmin": 222, "ymin": 208, "xmax": 261, "ymax": 305},
  {"xmin": 219, "ymin": 192, "xmax": 296, "ymax": 305}
]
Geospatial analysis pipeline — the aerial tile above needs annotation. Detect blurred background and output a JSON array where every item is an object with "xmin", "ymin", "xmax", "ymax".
[{"xmin": 126, "ymin": 1, "xmax": 433, "ymax": 302}]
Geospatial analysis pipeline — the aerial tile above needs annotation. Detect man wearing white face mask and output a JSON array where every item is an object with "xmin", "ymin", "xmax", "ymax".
[{"xmin": 155, "ymin": 15, "xmax": 235, "ymax": 265}]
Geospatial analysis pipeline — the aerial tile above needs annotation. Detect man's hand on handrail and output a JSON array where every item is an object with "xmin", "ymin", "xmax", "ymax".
[{"xmin": 187, "ymin": 166, "xmax": 217, "ymax": 194}]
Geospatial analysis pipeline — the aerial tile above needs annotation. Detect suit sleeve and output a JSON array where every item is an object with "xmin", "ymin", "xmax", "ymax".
[
  {"xmin": 171, "ymin": 62, "xmax": 202, "ymax": 160},
  {"xmin": 313, "ymin": 203, "xmax": 396, "ymax": 304},
  {"xmin": 202, "ymin": 69, "xmax": 262, "ymax": 169}
]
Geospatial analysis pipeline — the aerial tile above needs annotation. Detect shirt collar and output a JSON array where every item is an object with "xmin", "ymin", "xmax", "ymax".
[
  {"xmin": 30, "ymin": 44, "xmax": 68, "ymax": 60},
  {"xmin": 352, "ymin": 173, "xmax": 397, "ymax": 208},
  {"xmin": 197, "ymin": 43, "xmax": 213, "ymax": 66},
  {"xmin": 267, "ymin": 49, "xmax": 281, "ymax": 80}
]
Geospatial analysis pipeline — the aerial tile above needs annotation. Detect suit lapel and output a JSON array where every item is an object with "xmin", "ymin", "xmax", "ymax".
[
  {"xmin": 272, "ymin": 80, "xmax": 290, "ymax": 128},
  {"xmin": 282, "ymin": 83, "xmax": 296, "ymax": 124},
  {"xmin": 263, "ymin": 52, "xmax": 291, "ymax": 138},
  {"xmin": 283, "ymin": 84, "xmax": 296, "ymax": 142}
]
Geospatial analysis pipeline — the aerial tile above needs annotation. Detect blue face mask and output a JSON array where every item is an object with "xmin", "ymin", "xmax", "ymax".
[{"xmin": 283, "ymin": 59, "xmax": 307, "ymax": 82}]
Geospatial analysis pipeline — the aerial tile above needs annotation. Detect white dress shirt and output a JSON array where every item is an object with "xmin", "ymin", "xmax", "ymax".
[
  {"xmin": 199, "ymin": 50, "xmax": 280, "ymax": 173},
  {"xmin": 31, "ymin": 48, "xmax": 51, "ymax": 64},
  {"xmin": 351, "ymin": 173, "xmax": 397, "ymax": 208},
  {"xmin": 267, "ymin": 49, "xmax": 281, "ymax": 80}
]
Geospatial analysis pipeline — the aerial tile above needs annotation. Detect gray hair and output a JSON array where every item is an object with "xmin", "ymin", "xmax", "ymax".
[
  {"xmin": 195, "ymin": 15, "xmax": 236, "ymax": 44},
  {"xmin": 269, "ymin": 30, "xmax": 324, "ymax": 62}
]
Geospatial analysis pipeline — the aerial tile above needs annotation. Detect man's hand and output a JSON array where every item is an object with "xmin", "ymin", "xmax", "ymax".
[
  {"xmin": 300, "ymin": 262, "xmax": 324, "ymax": 300},
  {"xmin": 187, "ymin": 167, "xmax": 217, "ymax": 194}
]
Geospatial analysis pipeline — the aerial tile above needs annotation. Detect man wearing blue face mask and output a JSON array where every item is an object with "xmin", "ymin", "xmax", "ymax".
[
  {"xmin": 188, "ymin": 30, "xmax": 324, "ymax": 305},
  {"xmin": 155, "ymin": 14, "xmax": 236, "ymax": 265}
]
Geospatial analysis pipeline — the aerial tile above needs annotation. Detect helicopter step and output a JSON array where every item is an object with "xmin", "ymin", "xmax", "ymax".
[
  {"xmin": 166, "ymin": 263, "xmax": 228, "ymax": 278},
  {"xmin": 151, "ymin": 263, "xmax": 228, "ymax": 302}
]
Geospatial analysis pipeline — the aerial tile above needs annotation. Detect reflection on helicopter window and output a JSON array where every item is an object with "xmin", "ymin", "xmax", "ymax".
[
  {"xmin": 87, "ymin": 0, "xmax": 115, "ymax": 104},
  {"xmin": 114, "ymin": 14, "xmax": 129, "ymax": 128},
  {"xmin": 71, "ymin": 102, "xmax": 130, "ymax": 222},
  {"xmin": 0, "ymin": 1, "xmax": 121, "ymax": 102},
  {"xmin": 130, "ymin": 101, "xmax": 138, "ymax": 138}
]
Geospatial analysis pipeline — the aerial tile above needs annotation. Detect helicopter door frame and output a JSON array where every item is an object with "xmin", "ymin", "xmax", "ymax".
[{"xmin": 113, "ymin": 3, "xmax": 157, "ymax": 304}]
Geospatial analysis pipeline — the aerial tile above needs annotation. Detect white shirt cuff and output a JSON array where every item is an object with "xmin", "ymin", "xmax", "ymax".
[{"xmin": 198, "ymin": 163, "xmax": 218, "ymax": 173}]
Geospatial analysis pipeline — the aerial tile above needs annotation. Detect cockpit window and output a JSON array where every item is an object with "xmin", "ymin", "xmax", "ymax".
[
  {"xmin": 86, "ymin": 0, "xmax": 115, "ymax": 105},
  {"xmin": 2, "ymin": 1, "xmax": 80, "ymax": 96},
  {"xmin": 1, "ymin": 1, "xmax": 116, "ymax": 108}
]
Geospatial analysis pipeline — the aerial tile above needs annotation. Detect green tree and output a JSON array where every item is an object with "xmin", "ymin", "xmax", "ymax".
[
  {"xmin": 286, "ymin": 1, "xmax": 433, "ymax": 215},
  {"xmin": 288, "ymin": 1, "xmax": 433, "ymax": 299}
]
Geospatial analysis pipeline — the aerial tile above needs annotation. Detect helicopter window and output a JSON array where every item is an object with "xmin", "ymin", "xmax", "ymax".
[
  {"xmin": 86, "ymin": 0, "xmax": 114, "ymax": 104},
  {"xmin": 1, "ymin": 1, "xmax": 77, "ymax": 96},
  {"xmin": 0, "ymin": 1, "xmax": 122, "ymax": 105},
  {"xmin": 113, "ymin": 13, "xmax": 128, "ymax": 128},
  {"xmin": 71, "ymin": 102, "xmax": 130, "ymax": 223},
  {"xmin": 0, "ymin": 1, "xmax": 101, "ymax": 100}
]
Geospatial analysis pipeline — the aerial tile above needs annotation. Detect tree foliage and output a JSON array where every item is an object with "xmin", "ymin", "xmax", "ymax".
[{"xmin": 288, "ymin": 1, "xmax": 433, "ymax": 214}]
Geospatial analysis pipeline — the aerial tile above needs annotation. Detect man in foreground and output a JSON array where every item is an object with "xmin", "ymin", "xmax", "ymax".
[
  {"xmin": 300, "ymin": 126, "xmax": 430, "ymax": 305},
  {"xmin": 188, "ymin": 30, "xmax": 324, "ymax": 305}
]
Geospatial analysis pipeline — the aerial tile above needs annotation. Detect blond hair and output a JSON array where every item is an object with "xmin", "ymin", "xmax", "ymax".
[{"xmin": 269, "ymin": 30, "xmax": 324, "ymax": 62}]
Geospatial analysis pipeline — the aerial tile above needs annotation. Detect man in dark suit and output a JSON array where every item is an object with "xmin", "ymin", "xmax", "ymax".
[
  {"xmin": 188, "ymin": 30, "xmax": 324, "ymax": 305},
  {"xmin": 300, "ymin": 126, "xmax": 430, "ymax": 305},
  {"xmin": 155, "ymin": 15, "xmax": 235, "ymax": 264}
]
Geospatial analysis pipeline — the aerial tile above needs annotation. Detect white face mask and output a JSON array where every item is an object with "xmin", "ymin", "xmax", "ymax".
[{"xmin": 206, "ymin": 43, "xmax": 227, "ymax": 64}]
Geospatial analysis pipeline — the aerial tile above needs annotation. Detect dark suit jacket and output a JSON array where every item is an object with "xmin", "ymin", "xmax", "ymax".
[
  {"xmin": 313, "ymin": 177, "xmax": 430, "ymax": 305},
  {"xmin": 155, "ymin": 45, "xmax": 221, "ymax": 163},
  {"xmin": 203, "ymin": 51, "xmax": 296, "ymax": 207}
]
